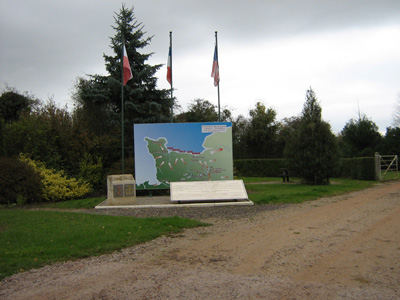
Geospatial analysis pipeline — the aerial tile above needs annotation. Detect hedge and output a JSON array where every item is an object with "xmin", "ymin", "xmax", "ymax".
[
  {"xmin": 234, "ymin": 157, "xmax": 375, "ymax": 180},
  {"xmin": 234, "ymin": 159, "xmax": 287, "ymax": 177},
  {"xmin": 336, "ymin": 157, "xmax": 375, "ymax": 180}
]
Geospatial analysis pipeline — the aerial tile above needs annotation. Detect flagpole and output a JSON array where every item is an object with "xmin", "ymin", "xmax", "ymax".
[
  {"xmin": 121, "ymin": 37, "xmax": 125, "ymax": 174},
  {"xmin": 215, "ymin": 31, "xmax": 221, "ymax": 122},
  {"xmin": 169, "ymin": 31, "xmax": 173, "ymax": 123}
]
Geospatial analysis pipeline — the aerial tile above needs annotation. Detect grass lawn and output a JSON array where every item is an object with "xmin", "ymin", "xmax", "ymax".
[
  {"xmin": 239, "ymin": 177, "xmax": 282, "ymax": 183},
  {"xmin": 243, "ymin": 177, "xmax": 376, "ymax": 204},
  {"xmin": 38, "ymin": 197, "xmax": 106, "ymax": 209},
  {"xmin": 0, "ymin": 210, "xmax": 207, "ymax": 280}
]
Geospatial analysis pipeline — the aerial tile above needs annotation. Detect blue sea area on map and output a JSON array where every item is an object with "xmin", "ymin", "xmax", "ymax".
[
  {"xmin": 135, "ymin": 122, "xmax": 231, "ymax": 153},
  {"xmin": 134, "ymin": 122, "xmax": 231, "ymax": 186}
]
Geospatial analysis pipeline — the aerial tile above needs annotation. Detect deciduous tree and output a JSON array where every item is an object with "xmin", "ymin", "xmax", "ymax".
[
  {"xmin": 245, "ymin": 102, "xmax": 279, "ymax": 158},
  {"xmin": 340, "ymin": 114, "xmax": 382, "ymax": 157},
  {"xmin": 0, "ymin": 88, "xmax": 38, "ymax": 123},
  {"xmin": 381, "ymin": 126, "xmax": 400, "ymax": 156}
]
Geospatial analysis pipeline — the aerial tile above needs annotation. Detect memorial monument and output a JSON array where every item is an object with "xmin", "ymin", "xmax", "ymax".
[{"xmin": 107, "ymin": 174, "xmax": 136, "ymax": 205}]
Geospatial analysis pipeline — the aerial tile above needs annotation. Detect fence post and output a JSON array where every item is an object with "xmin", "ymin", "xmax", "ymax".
[{"xmin": 375, "ymin": 152, "xmax": 381, "ymax": 181}]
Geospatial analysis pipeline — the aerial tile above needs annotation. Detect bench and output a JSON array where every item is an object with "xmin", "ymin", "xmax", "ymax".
[{"xmin": 278, "ymin": 168, "xmax": 289, "ymax": 182}]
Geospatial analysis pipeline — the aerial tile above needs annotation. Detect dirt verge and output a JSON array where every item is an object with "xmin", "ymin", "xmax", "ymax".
[{"xmin": 1, "ymin": 181, "xmax": 399, "ymax": 299}]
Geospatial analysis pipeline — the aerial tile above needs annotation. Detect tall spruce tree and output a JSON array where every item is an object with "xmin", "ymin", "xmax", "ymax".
[
  {"xmin": 104, "ymin": 5, "xmax": 170, "ymax": 123},
  {"xmin": 73, "ymin": 5, "xmax": 170, "ymax": 157},
  {"xmin": 284, "ymin": 88, "xmax": 338, "ymax": 184}
]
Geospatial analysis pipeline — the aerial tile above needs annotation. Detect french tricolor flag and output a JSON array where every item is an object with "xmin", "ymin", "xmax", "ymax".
[
  {"xmin": 167, "ymin": 46, "xmax": 172, "ymax": 85},
  {"xmin": 211, "ymin": 45, "xmax": 219, "ymax": 87}
]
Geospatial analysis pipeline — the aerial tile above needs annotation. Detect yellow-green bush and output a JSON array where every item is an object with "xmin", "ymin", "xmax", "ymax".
[{"xmin": 19, "ymin": 154, "xmax": 92, "ymax": 201}]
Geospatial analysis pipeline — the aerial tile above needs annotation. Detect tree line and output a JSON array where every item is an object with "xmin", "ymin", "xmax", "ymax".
[{"xmin": 1, "ymin": 5, "xmax": 399, "ymax": 198}]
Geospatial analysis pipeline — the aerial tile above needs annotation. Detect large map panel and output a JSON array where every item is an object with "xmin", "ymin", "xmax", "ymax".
[{"xmin": 134, "ymin": 122, "xmax": 233, "ymax": 190}]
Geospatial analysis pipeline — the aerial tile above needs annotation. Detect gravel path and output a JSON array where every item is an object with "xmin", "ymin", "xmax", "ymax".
[{"xmin": 91, "ymin": 202, "xmax": 289, "ymax": 220}]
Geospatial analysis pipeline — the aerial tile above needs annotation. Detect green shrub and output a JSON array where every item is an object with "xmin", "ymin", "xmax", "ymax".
[
  {"xmin": 79, "ymin": 153, "xmax": 104, "ymax": 192},
  {"xmin": 0, "ymin": 157, "xmax": 44, "ymax": 205},
  {"xmin": 19, "ymin": 154, "xmax": 92, "ymax": 201},
  {"xmin": 108, "ymin": 157, "xmax": 135, "ymax": 177}
]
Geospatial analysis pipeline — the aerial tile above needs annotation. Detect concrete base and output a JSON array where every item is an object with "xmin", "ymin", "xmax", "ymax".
[{"xmin": 95, "ymin": 196, "xmax": 254, "ymax": 209}]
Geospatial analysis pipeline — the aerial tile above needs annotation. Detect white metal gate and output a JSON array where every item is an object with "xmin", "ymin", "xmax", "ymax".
[{"xmin": 375, "ymin": 153, "xmax": 399, "ymax": 180}]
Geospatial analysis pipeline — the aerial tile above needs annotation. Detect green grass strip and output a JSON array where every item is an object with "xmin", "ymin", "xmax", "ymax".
[
  {"xmin": 39, "ymin": 197, "xmax": 106, "ymax": 209},
  {"xmin": 245, "ymin": 178, "xmax": 376, "ymax": 204},
  {"xmin": 0, "ymin": 210, "xmax": 206, "ymax": 280},
  {"xmin": 237, "ymin": 177, "xmax": 282, "ymax": 183}
]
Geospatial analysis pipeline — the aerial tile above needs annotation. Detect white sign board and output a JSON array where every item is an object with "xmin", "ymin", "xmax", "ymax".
[{"xmin": 170, "ymin": 180, "xmax": 248, "ymax": 203}]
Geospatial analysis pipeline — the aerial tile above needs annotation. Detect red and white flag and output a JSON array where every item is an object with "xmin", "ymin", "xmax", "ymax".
[
  {"xmin": 166, "ymin": 46, "xmax": 172, "ymax": 85},
  {"xmin": 123, "ymin": 45, "xmax": 133, "ymax": 86},
  {"xmin": 211, "ymin": 45, "xmax": 219, "ymax": 87}
]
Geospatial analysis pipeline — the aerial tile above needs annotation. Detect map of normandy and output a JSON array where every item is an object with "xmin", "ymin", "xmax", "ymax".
[{"xmin": 134, "ymin": 123, "xmax": 233, "ymax": 190}]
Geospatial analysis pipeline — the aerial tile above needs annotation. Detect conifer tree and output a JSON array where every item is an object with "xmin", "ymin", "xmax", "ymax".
[
  {"xmin": 73, "ymin": 5, "xmax": 170, "ymax": 156},
  {"xmin": 103, "ymin": 5, "xmax": 170, "ymax": 123},
  {"xmin": 284, "ymin": 88, "xmax": 338, "ymax": 184}
]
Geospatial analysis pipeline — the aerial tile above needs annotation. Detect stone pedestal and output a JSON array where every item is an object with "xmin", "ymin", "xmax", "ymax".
[{"xmin": 107, "ymin": 174, "xmax": 136, "ymax": 205}]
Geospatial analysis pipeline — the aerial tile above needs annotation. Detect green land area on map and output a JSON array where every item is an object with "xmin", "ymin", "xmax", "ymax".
[{"xmin": 144, "ymin": 128, "xmax": 233, "ymax": 188}]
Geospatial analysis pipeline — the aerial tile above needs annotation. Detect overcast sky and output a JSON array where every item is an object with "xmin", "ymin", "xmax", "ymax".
[{"xmin": 1, "ymin": 0, "xmax": 399, "ymax": 134}]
